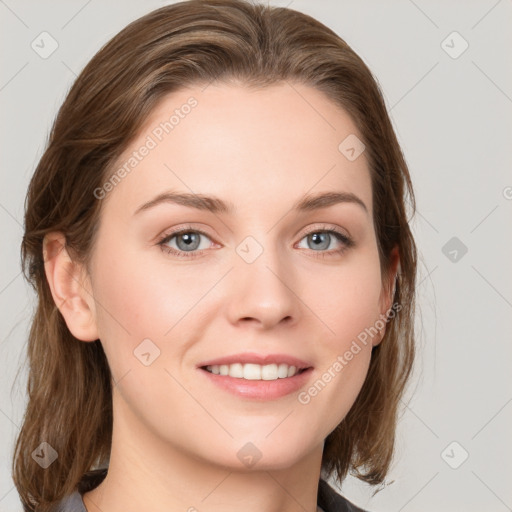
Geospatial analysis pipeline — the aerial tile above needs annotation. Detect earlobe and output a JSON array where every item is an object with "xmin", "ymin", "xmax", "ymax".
[
  {"xmin": 43, "ymin": 232, "xmax": 99, "ymax": 342},
  {"xmin": 374, "ymin": 245, "xmax": 400, "ymax": 347}
]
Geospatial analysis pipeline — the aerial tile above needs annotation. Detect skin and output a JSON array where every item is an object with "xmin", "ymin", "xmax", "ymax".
[{"xmin": 43, "ymin": 81, "xmax": 399, "ymax": 512}]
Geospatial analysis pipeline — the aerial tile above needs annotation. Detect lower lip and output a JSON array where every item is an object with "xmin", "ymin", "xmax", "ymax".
[{"xmin": 198, "ymin": 367, "xmax": 314, "ymax": 400}]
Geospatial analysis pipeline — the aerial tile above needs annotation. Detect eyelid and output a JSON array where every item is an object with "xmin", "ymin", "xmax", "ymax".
[
  {"xmin": 299, "ymin": 223, "xmax": 352, "ymax": 240},
  {"xmin": 157, "ymin": 224, "xmax": 216, "ymax": 248}
]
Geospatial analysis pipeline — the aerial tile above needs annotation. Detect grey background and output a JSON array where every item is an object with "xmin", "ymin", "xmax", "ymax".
[{"xmin": 1, "ymin": 1, "xmax": 511, "ymax": 511}]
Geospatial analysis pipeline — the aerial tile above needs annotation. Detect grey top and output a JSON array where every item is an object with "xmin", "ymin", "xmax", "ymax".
[
  {"xmin": 52, "ymin": 491, "xmax": 87, "ymax": 512},
  {"xmin": 50, "ymin": 469, "xmax": 368, "ymax": 512}
]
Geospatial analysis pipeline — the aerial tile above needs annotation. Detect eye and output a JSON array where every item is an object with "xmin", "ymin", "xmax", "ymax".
[
  {"xmin": 296, "ymin": 227, "xmax": 354, "ymax": 258},
  {"xmin": 157, "ymin": 226, "xmax": 214, "ymax": 258},
  {"xmin": 157, "ymin": 224, "xmax": 355, "ymax": 259}
]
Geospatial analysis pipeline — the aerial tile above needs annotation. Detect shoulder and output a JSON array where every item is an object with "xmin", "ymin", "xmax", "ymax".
[
  {"xmin": 48, "ymin": 468, "xmax": 108, "ymax": 512},
  {"xmin": 48, "ymin": 490, "xmax": 87, "ymax": 512},
  {"xmin": 318, "ymin": 479, "xmax": 370, "ymax": 512},
  {"xmin": 51, "ymin": 472, "xmax": 367, "ymax": 512}
]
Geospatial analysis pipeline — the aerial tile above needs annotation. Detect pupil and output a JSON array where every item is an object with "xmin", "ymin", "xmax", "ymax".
[
  {"xmin": 178, "ymin": 232, "xmax": 199, "ymax": 250},
  {"xmin": 310, "ymin": 233, "xmax": 328, "ymax": 250}
]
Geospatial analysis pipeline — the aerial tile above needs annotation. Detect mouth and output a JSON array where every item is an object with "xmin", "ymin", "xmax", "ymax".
[
  {"xmin": 198, "ymin": 362, "xmax": 314, "ymax": 400},
  {"xmin": 196, "ymin": 352, "xmax": 314, "ymax": 399},
  {"xmin": 200, "ymin": 363, "xmax": 310, "ymax": 381}
]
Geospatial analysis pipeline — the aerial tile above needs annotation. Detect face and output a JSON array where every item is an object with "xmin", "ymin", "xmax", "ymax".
[{"xmin": 82, "ymin": 82, "xmax": 394, "ymax": 472}]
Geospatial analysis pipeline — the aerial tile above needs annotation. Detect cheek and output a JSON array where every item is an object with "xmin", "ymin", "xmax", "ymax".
[
  {"xmin": 299, "ymin": 247, "xmax": 382, "ymax": 418},
  {"xmin": 87, "ymin": 239, "xmax": 163, "ymax": 369},
  {"xmin": 311, "ymin": 246, "xmax": 383, "ymax": 348},
  {"xmin": 89, "ymin": 242, "xmax": 215, "ymax": 362}
]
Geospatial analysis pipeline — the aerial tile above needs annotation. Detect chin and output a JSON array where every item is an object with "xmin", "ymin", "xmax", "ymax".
[{"xmin": 202, "ymin": 437, "xmax": 313, "ymax": 473}]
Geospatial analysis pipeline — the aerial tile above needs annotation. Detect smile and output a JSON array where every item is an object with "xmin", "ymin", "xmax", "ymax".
[{"xmin": 202, "ymin": 363, "xmax": 308, "ymax": 380}]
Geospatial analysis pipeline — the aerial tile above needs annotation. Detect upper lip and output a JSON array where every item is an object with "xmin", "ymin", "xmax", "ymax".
[{"xmin": 197, "ymin": 352, "xmax": 312, "ymax": 370}]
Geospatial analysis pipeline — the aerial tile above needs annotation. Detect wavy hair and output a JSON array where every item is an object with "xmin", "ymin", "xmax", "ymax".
[{"xmin": 12, "ymin": 1, "xmax": 417, "ymax": 510}]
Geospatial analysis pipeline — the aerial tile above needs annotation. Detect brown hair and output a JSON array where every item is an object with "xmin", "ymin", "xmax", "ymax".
[{"xmin": 13, "ymin": 0, "xmax": 417, "ymax": 510}]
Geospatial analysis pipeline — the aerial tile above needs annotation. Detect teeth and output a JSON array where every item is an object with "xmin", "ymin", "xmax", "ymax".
[{"xmin": 205, "ymin": 363, "xmax": 301, "ymax": 380}]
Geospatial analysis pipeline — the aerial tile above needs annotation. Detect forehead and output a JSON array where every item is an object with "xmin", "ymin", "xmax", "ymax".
[{"xmin": 100, "ymin": 81, "xmax": 372, "ymax": 219}]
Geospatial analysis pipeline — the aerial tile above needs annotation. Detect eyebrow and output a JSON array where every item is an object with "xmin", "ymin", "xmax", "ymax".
[{"xmin": 133, "ymin": 190, "xmax": 369, "ymax": 216}]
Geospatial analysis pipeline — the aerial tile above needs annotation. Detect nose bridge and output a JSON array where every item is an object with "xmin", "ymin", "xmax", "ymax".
[{"xmin": 227, "ymin": 232, "xmax": 298, "ymax": 328}]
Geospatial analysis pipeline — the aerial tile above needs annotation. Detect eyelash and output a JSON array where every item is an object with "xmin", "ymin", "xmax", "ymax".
[{"xmin": 156, "ymin": 224, "xmax": 355, "ymax": 259}]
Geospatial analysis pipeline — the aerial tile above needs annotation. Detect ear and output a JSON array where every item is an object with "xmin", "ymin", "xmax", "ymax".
[
  {"xmin": 374, "ymin": 245, "xmax": 400, "ymax": 347},
  {"xmin": 43, "ymin": 232, "xmax": 99, "ymax": 342}
]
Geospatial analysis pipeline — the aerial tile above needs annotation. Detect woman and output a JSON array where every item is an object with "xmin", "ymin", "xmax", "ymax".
[{"xmin": 12, "ymin": 1, "xmax": 417, "ymax": 511}]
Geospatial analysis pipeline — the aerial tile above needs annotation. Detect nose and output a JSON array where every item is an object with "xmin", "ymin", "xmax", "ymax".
[{"xmin": 225, "ymin": 242, "xmax": 299, "ymax": 330}]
